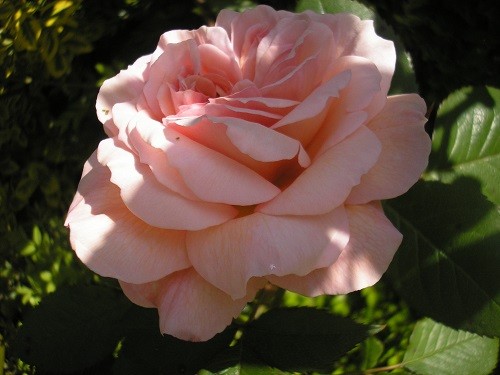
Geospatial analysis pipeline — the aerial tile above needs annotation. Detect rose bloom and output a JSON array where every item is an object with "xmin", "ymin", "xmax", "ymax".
[{"xmin": 65, "ymin": 5, "xmax": 430, "ymax": 341}]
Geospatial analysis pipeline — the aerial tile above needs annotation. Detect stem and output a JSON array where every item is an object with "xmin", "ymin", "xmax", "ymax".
[{"xmin": 343, "ymin": 363, "xmax": 404, "ymax": 375}]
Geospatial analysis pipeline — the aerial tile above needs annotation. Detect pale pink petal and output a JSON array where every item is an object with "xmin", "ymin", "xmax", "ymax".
[
  {"xmin": 259, "ymin": 55, "xmax": 320, "ymax": 101},
  {"xmin": 166, "ymin": 115, "xmax": 310, "ymax": 180},
  {"xmin": 143, "ymin": 41, "xmax": 197, "ymax": 118},
  {"xmin": 327, "ymin": 56, "xmax": 383, "ymax": 113},
  {"xmin": 153, "ymin": 26, "xmax": 234, "ymax": 62},
  {"xmin": 127, "ymin": 120, "xmax": 200, "ymax": 201},
  {"xmin": 132, "ymin": 115, "xmax": 281, "ymax": 205},
  {"xmin": 205, "ymin": 102, "xmax": 283, "ymax": 127},
  {"xmin": 215, "ymin": 95, "xmax": 299, "ymax": 111},
  {"xmin": 166, "ymin": 117, "xmax": 282, "ymax": 180},
  {"xmin": 109, "ymin": 102, "xmax": 141, "ymax": 149},
  {"xmin": 253, "ymin": 17, "xmax": 311, "ymax": 86},
  {"xmin": 187, "ymin": 206, "xmax": 349, "ymax": 299},
  {"xmin": 198, "ymin": 43, "xmax": 241, "ymax": 84},
  {"xmin": 271, "ymin": 71, "xmax": 351, "ymax": 146},
  {"xmin": 209, "ymin": 116, "xmax": 311, "ymax": 167},
  {"xmin": 256, "ymin": 19, "xmax": 335, "ymax": 99},
  {"xmin": 65, "ymin": 151, "xmax": 190, "ymax": 284},
  {"xmin": 269, "ymin": 202, "xmax": 402, "ymax": 295},
  {"xmin": 307, "ymin": 12, "xmax": 395, "ymax": 119},
  {"xmin": 257, "ymin": 126, "xmax": 381, "ymax": 216},
  {"xmin": 216, "ymin": 5, "xmax": 279, "ymax": 61},
  {"xmin": 120, "ymin": 269, "xmax": 265, "ymax": 341},
  {"xmin": 302, "ymin": 57, "xmax": 384, "ymax": 158},
  {"xmin": 97, "ymin": 138, "xmax": 237, "ymax": 230},
  {"xmin": 306, "ymin": 111, "xmax": 368, "ymax": 161},
  {"xmin": 347, "ymin": 95, "xmax": 431, "ymax": 204},
  {"xmin": 96, "ymin": 55, "xmax": 150, "ymax": 136}
]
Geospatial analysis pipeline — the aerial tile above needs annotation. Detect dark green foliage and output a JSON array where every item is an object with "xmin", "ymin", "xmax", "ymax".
[
  {"xmin": 114, "ymin": 308, "xmax": 237, "ymax": 375},
  {"xmin": 386, "ymin": 86, "xmax": 500, "ymax": 337},
  {"xmin": 13, "ymin": 285, "xmax": 130, "ymax": 373},
  {"xmin": 243, "ymin": 308, "xmax": 378, "ymax": 372},
  {"xmin": 363, "ymin": 0, "xmax": 500, "ymax": 102}
]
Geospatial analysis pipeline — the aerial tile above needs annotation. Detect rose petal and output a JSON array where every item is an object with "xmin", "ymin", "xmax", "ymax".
[
  {"xmin": 128, "ymin": 123, "xmax": 200, "ymax": 201},
  {"xmin": 327, "ymin": 56, "xmax": 383, "ymax": 113},
  {"xmin": 257, "ymin": 126, "xmax": 381, "ymax": 216},
  {"xmin": 209, "ymin": 116, "xmax": 311, "ymax": 167},
  {"xmin": 308, "ymin": 12, "xmax": 395, "ymax": 119},
  {"xmin": 271, "ymin": 71, "xmax": 351, "ymax": 146},
  {"xmin": 132, "ymin": 114, "xmax": 281, "ymax": 205},
  {"xmin": 216, "ymin": 5, "xmax": 279, "ymax": 66},
  {"xmin": 268, "ymin": 202, "xmax": 402, "ymax": 295},
  {"xmin": 96, "ymin": 55, "xmax": 150, "ymax": 136},
  {"xmin": 187, "ymin": 206, "xmax": 349, "ymax": 299},
  {"xmin": 119, "ymin": 269, "xmax": 265, "ymax": 341},
  {"xmin": 347, "ymin": 94, "xmax": 431, "ymax": 204},
  {"xmin": 302, "ymin": 56, "xmax": 385, "ymax": 159},
  {"xmin": 166, "ymin": 115, "xmax": 310, "ymax": 180},
  {"xmin": 97, "ymin": 138, "xmax": 237, "ymax": 230},
  {"xmin": 65, "ymin": 151, "xmax": 190, "ymax": 284}
]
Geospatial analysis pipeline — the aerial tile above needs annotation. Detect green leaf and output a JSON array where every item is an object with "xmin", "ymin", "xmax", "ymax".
[
  {"xmin": 296, "ymin": 0, "xmax": 375, "ymax": 19},
  {"xmin": 429, "ymin": 86, "xmax": 499, "ymax": 203},
  {"xmin": 387, "ymin": 86, "xmax": 500, "ymax": 337},
  {"xmin": 201, "ymin": 345, "xmax": 292, "ymax": 375},
  {"xmin": 13, "ymin": 285, "xmax": 130, "ymax": 373},
  {"xmin": 402, "ymin": 319, "xmax": 499, "ymax": 375},
  {"xmin": 243, "ymin": 308, "xmax": 376, "ymax": 372},
  {"xmin": 360, "ymin": 336, "xmax": 384, "ymax": 370},
  {"xmin": 113, "ymin": 306, "xmax": 236, "ymax": 375}
]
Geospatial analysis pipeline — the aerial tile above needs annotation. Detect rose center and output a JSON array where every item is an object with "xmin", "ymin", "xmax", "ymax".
[{"xmin": 180, "ymin": 74, "xmax": 233, "ymax": 99}]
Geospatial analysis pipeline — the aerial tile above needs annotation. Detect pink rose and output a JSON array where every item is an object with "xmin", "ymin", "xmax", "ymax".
[{"xmin": 65, "ymin": 5, "xmax": 431, "ymax": 341}]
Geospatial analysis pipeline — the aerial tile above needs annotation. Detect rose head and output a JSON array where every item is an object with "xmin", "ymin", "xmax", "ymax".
[{"xmin": 65, "ymin": 5, "xmax": 431, "ymax": 341}]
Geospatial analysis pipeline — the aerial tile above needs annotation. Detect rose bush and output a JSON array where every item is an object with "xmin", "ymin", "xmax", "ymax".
[{"xmin": 65, "ymin": 5, "xmax": 431, "ymax": 341}]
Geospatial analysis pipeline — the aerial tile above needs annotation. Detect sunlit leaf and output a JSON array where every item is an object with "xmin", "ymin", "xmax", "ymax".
[{"xmin": 402, "ymin": 319, "xmax": 499, "ymax": 375}]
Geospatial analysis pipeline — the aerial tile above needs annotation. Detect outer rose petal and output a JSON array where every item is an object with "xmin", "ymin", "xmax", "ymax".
[
  {"xmin": 97, "ymin": 138, "xmax": 238, "ymax": 230},
  {"xmin": 65, "ymin": 151, "xmax": 190, "ymax": 284},
  {"xmin": 96, "ymin": 55, "xmax": 150, "ymax": 137},
  {"xmin": 268, "ymin": 202, "xmax": 402, "ymax": 296},
  {"xmin": 347, "ymin": 94, "xmax": 431, "ymax": 204},
  {"xmin": 187, "ymin": 206, "xmax": 349, "ymax": 299},
  {"xmin": 257, "ymin": 126, "xmax": 381, "ymax": 216},
  {"xmin": 119, "ymin": 269, "xmax": 265, "ymax": 341}
]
